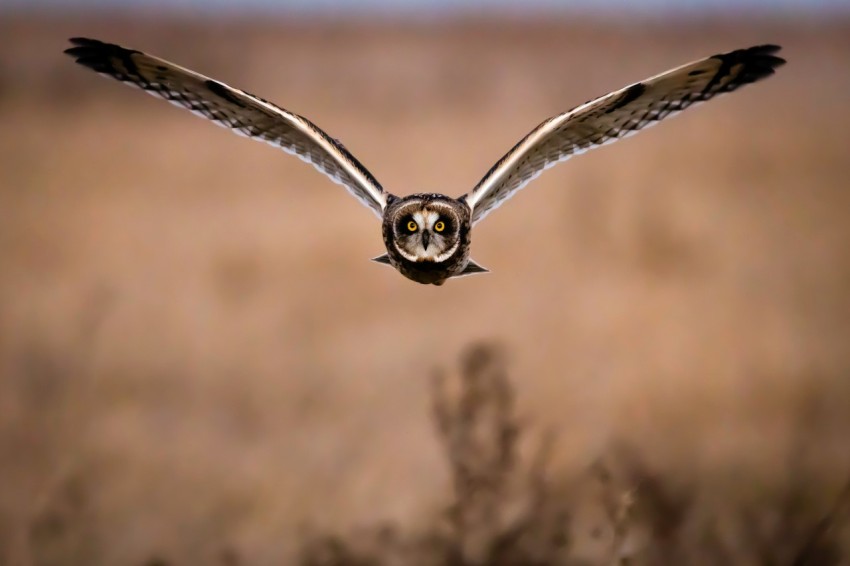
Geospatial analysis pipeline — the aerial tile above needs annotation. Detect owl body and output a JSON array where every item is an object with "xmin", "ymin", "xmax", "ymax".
[
  {"xmin": 64, "ymin": 39, "xmax": 784, "ymax": 285},
  {"xmin": 379, "ymin": 194, "xmax": 474, "ymax": 285}
]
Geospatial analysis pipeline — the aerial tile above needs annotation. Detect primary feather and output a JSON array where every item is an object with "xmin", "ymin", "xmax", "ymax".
[
  {"xmin": 64, "ymin": 37, "xmax": 388, "ymax": 217},
  {"xmin": 462, "ymin": 45, "xmax": 785, "ymax": 224}
]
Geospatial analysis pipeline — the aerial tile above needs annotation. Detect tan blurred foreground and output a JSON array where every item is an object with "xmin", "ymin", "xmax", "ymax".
[{"xmin": 1, "ymin": 15, "xmax": 849, "ymax": 565}]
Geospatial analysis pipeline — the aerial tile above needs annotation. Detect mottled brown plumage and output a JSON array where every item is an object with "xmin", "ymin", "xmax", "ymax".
[{"xmin": 65, "ymin": 38, "xmax": 784, "ymax": 285}]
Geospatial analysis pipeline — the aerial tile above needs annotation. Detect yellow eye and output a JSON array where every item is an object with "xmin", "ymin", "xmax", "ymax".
[
  {"xmin": 406, "ymin": 220, "xmax": 418, "ymax": 232},
  {"xmin": 434, "ymin": 221, "xmax": 446, "ymax": 232}
]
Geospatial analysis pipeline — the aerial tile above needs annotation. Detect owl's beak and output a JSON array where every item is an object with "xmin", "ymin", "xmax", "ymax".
[{"xmin": 422, "ymin": 231, "xmax": 431, "ymax": 251}]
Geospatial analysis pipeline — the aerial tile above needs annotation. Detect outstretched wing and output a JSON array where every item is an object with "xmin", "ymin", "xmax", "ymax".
[
  {"xmin": 64, "ymin": 37, "xmax": 388, "ymax": 218},
  {"xmin": 462, "ymin": 44, "xmax": 785, "ymax": 225}
]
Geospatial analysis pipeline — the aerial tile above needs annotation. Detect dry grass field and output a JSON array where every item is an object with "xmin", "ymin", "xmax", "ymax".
[{"xmin": 1, "ymin": 13, "xmax": 849, "ymax": 565}]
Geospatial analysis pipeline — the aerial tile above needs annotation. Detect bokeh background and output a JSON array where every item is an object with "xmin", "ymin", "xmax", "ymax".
[{"xmin": 1, "ymin": 1, "xmax": 849, "ymax": 564}]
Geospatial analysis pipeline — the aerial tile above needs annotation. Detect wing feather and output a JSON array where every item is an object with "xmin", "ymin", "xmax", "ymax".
[
  {"xmin": 463, "ymin": 44, "xmax": 785, "ymax": 224},
  {"xmin": 64, "ymin": 37, "xmax": 388, "ymax": 218}
]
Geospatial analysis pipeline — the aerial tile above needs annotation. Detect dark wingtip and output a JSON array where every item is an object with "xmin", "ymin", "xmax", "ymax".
[
  {"xmin": 747, "ymin": 44, "xmax": 786, "ymax": 68},
  {"xmin": 719, "ymin": 44, "xmax": 786, "ymax": 85},
  {"xmin": 64, "ymin": 37, "xmax": 104, "ymax": 57},
  {"xmin": 68, "ymin": 37, "xmax": 100, "ymax": 46},
  {"xmin": 64, "ymin": 37, "xmax": 140, "ymax": 74}
]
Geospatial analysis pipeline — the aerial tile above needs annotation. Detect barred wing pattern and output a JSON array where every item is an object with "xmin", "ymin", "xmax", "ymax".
[
  {"xmin": 64, "ymin": 38, "xmax": 388, "ymax": 218},
  {"xmin": 463, "ymin": 44, "xmax": 785, "ymax": 225}
]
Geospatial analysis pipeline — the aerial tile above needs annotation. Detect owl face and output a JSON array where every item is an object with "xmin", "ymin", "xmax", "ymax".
[{"xmin": 389, "ymin": 197, "xmax": 464, "ymax": 263}]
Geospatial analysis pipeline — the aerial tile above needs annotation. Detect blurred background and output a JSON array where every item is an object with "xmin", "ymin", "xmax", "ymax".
[{"xmin": 1, "ymin": 0, "xmax": 849, "ymax": 564}]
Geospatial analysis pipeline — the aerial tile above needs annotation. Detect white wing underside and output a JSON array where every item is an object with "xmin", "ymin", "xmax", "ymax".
[
  {"xmin": 65, "ymin": 38, "xmax": 387, "ymax": 218},
  {"xmin": 462, "ymin": 45, "xmax": 784, "ymax": 225}
]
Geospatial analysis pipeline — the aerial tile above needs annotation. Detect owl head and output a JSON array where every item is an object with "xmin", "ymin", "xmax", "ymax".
[{"xmin": 387, "ymin": 195, "xmax": 468, "ymax": 263}]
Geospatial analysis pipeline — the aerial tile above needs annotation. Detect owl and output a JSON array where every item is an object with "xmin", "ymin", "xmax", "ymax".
[{"xmin": 65, "ymin": 38, "xmax": 784, "ymax": 285}]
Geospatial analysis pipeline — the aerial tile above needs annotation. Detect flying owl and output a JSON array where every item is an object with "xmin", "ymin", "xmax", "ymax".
[{"xmin": 65, "ymin": 38, "xmax": 784, "ymax": 285}]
